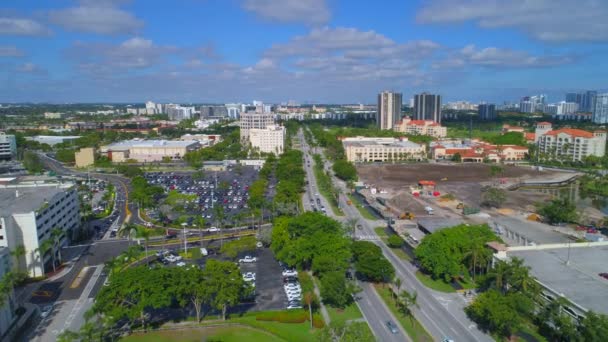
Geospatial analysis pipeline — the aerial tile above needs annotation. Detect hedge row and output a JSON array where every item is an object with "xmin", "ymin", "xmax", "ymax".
[{"xmin": 255, "ymin": 310, "xmax": 325, "ymax": 328}]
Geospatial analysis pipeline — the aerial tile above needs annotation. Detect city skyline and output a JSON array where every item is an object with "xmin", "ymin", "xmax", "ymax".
[{"xmin": 1, "ymin": 0, "xmax": 607, "ymax": 103}]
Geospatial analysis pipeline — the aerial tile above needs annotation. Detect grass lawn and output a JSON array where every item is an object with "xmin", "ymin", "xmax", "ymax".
[
  {"xmin": 122, "ymin": 325, "xmax": 285, "ymax": 342},
  {"xmin": 374, "ymin": 226, "xmax": 388, "ymax": 237},
  {"xmin": 326, "ymin": 303, "xmax": 363, "ymax": 327},
  {"xmin": 373, "ymin": 284, "xmax": 433, "ymax": 342},
  {"xmin": 515, "ymin": 321, "xmax": 548, "ymax": 342},
  {"xmin": 415, "ymin": 271, "xmax": 456, "ymax": 293},
  {"xmin": 347, "ymin": 193, "xmax": 376, "ymax": 220},
  {"xmin": 389, "ymin": 246, "xmax": 412, "ymax": 261}
]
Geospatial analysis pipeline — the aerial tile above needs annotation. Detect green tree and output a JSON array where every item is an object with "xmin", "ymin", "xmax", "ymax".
[
  {"xmin": 10, "ymin": 244, "xmax": 26, "ymax": 273},
  {"xmin": 23, "ymin": 151, "xmax": 44, "ymax": 174},
  {"xmin": 203, "ymin": 259, "xmax": 247, "ymax": 320},
  {"xmin": 37, "ymin": 239, "xmax": 55, "ymax": 273},
  {"xmin": 332, "ymin": 160, "xmax": 358, "ymax": 182},
  {"xmin": 320, "ymin": 271, "xmax": 352, "ymax": 308},
  {"xmin": 387, "ymin": 234, "xmax": 404, "ymax": 248},
  {"xmin": 174, "ymin": 267, "xmax": 209, "ymax": 322},
  {"xmin": 135, "ymin": 226, "xmax": 152, "ymax": 266},
  {"xmin": 50, "ymin": 228, "xmax": 64, "ymax": 264},
  {"xmin": 397, "ymin": 290, "xmax": 418, "ymax": 323},
  {"xmin": 577, "ymin": 311, "xmax": 608, "ymax": 342},
  {"xmin": 452, "ymin": 152, "xmax": 462, "ymax": 162},
  {"xmin": 465, "ymin": 290, "xmax": 526, "ymax": 339},
  {"xmin": 539, "ymin": 198, "xmax": 579, "ymax": 224},
  {"xmin": 480, "ymin": 186, "xmax": 507, "ymax": 208}
]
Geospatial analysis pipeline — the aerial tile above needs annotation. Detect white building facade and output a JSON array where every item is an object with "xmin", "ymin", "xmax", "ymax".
[
  {"xmin": 0, "ymin": 133, "xmax": 17, "ymax": 160},
  {"xmin": 394, "ymin": 117, "xmax": 447, "ymax": 138},
  {"xmin": 249, "ymin": 125, "xmax": 286, "ymax": 155},
  {"xmin": 239, "ymin": 112, "xmax": 275, "ymax": 142},
  {"xmin": 342, "ymin": 137, "xmax": 426, "ymax": 163},
  {"xmin": 0, "ymin": 183, "xmax": 80, "ymax": 277},
  {"xmin": 535, "ymin": 122, "xmax": 606, "ymax": 161}
]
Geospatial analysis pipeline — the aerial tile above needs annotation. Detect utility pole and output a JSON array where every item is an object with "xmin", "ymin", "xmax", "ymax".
[{"xmin": 181, "ymin": 222, "xmax": 188, "ymax": 255}]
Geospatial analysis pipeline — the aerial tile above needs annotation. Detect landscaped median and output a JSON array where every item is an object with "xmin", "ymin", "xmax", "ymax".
[
  {"xmin": 373, "ymin": 284, "xmax": 433, "ymax": 342},
  {"xmin": 346, "ymin": 193, "xmax": 376, "ymax": 220},
  {"xmin": 312, "ymin": 154, "xmax": 344, "ymax": 216}
]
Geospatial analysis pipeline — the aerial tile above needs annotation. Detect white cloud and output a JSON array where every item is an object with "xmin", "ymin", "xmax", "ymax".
[
  {"xmin": 433, "ymin": 44, "xmax": 576, "ymax": 69},
  {"xmin": 417, "ymin": 0, "xmax": 608, "ymax": 42},
  {"xmin": 48, "ymin": 2, "xmax": 143, "ymax": 35},
  {"xmin": 16, "ymin": 62, "xmax": 46, "ymax": 74},
  {"xmin": 0, "ymin": 46, "xmax": 24, "ymax": 57},
  {"xmin": 0, "ymin": 18, "xmax": 51, "ymax": 36},
  {"xmin": 242, "ymin": 0, "xmax": 330, "ymax": 25}
]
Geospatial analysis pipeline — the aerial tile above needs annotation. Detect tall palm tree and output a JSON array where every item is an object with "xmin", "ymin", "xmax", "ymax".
[
  {"xmin": 464, "ymin": 241, "xmax": 489, "ymax": 281},
  {"xmin": 135, "ymin": 227, "xmax": 151, "ymax": 266},
  {"xmin": 50, "ymin": 228, "xmax": 64, "ymax": 265},
  {"xmin": 487, "ymin": 259, "xmax": 510, "ymax": 294},
  {"xmin": 10, "ymin": 244, "xmax": 26, "ymax": 273},
  {"xmin": 393, "ymin": 277, "xmax": 402, "ymax": 301},
  {"xmin": 119, "ymin": 223, "xmax": 138, "ymax": 245},
  {"xmin": 37, "ymin": 239, "xmax": 55, "ymax": 274}
]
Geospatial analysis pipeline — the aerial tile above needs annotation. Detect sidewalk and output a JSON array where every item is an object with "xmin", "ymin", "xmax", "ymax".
[{"xmin": 309, "ymin": 271, "xmax": 331, "ymax": 325}]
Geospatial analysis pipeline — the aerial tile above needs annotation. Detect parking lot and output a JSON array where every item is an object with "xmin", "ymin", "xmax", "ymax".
[
  {"xmin": 238, "ymin": 248, "xmax": 289, "ymax": 311},
  {"xmin": 143, "ymin": 167, "xmax": 272, "ymax": 225}
]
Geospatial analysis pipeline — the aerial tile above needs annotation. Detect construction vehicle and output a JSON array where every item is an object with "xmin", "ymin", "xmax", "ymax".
[
  {"xmin": 400, "ymin": 212, "xmax": 415, "ymax": 220},
  {"xmin": 441, "ymin": 177, "xmax": 448, "ymax": 181},
  {"xmin": 346, "ymin": 200, "xmax": 352, "ymax": 205},
  {"xmin": 456, "ymin": 202, "xmax": 464, "ymax": 209}
]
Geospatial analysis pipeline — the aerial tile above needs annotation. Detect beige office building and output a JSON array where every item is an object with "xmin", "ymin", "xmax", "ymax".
[
  {"xmin": 342, "ymin": 136, "xmax": 425, "ymax": 163},
  {"xmin": 249, "ymin": 125, "xmax": 285, "ymax": 155},
  {"xmin": 394, "ymin": 117, "xmax": 447, "ymax": 138},
  {"xmin": 239, "ymin": 112, "xmax": 275, "ymax": 142},
  {"xmin": 75, "ymin": 147, "xmax": 95, "ymax": 168},
  {"xmin": 100, "ymin": 139, "xmax": 201, "ymax": 162}
]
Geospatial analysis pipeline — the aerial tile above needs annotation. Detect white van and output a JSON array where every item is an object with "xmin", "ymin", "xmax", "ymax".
[
  {"xmin": 424, "ymin": 206, "xmax": 434, "ymax": 215},
  {"xmin": 200, "ymin": 248, "xmax": 208, "ymax": 256}
]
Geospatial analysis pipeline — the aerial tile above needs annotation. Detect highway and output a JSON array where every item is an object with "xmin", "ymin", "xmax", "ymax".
[
  {"xmin": 299, "ymin": 128, "xmax": 494, "ymax": 342},
  {"xmin": 296, "ymin": 130, "xmax": 409, "ymax": 342}
]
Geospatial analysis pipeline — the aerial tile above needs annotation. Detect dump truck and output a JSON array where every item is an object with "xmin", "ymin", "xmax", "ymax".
[{"xmin": 400, "ymin": 212, "xmax": 415, "ymax": 219}]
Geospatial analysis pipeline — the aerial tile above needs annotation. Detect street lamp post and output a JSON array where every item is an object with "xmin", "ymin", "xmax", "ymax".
[{"xmin": 181, "ymin": 222, "xmax": 188, "ymax": 255}]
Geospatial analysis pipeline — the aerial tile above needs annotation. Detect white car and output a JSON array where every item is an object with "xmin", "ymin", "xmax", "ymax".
[
  {"xmin": 287, "ymin": 304, "xmax": 303, "ymax": 310},
  {"xmin": 174, "ymin": 255, "xmax": 183, "ymax": 261},
  {"xmin": 243, "ymin": 272, "xmax": 256, "ymax": 282},
  {"xmin": 239, "ymin": 256, "xmax": 257, "ymax": 263},
  {"xmin": 256, "ymin": 242, "xmax": 263, "ymax": 248},
  {"xmin": 282, "ymin": 269, "xmax": 297, "ymax": 277},
  {"xmin": 286, "ymin": 290, "xmax": 302, "ymax": 296},
  {"xmin": 284, "ymin": 284, "xmax": 301, "ymax": 290},
  {"xmin": 164, "ymin": 255, "xmax": 176, "ymax": 263},
  {"xmin": 208, "ymin": 227, "xmax": 219, "ymax": 232},
  {"xmin": 176, "ymin": 261, "xmax": 186, "ymax": 267}
]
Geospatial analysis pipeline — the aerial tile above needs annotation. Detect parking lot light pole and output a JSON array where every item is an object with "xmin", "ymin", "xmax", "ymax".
[{"xmin": 181, "ymin": 222, "xmax": 188, "ymax": 255}]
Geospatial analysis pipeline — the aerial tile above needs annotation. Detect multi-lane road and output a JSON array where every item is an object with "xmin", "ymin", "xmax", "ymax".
[{"xmin": 299, "ymin": 128, "xmax": 494, "ymax": 342}]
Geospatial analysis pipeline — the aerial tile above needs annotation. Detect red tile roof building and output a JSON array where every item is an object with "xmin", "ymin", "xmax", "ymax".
[
  {"xmin": 535, "ymin": 122, "xmax": 606, "ymax": 161},
  {"xmin": 432, "ymin": 140, "xmax": 528, "ymax": 162},
  {"xmin": 394, "ymin": 117, "xmax": 447, "ymax": 138}
]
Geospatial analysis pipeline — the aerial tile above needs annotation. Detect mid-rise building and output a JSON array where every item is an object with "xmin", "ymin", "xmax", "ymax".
[
  {"xmin": 592, "ymin": 93, "xmax": 608, "ymax": 124},
  {"xmin": 431, "ymin": 140, "xmax": 528, "ymax": 162},
  {"xmin": 0, "ymin": 133, "xmax": 17, "ymax": 161},
  {"xmin": 445, "ymin": 101, "xmax": 477, "ymax": 111},
  {"xmin": 0, "ymin": 181, "xmax": 80, "ymax": 277},
  {"xmin": 166, "ymin": 105, "xmax": 195, "ymax": 121},
  {"xmin": 342, "ymin": 136, "xmax": 426, "ymax": 163},
  {"xmin": 225, "ymin": 103, "xmax": 241, "ymax": 119},
  {"xmin": 239, "ymin": 112, "xmax": 275, "ymax": 142},
  {"xmin": 555, "ymin": 101, "xmax": 579, "ymax": 115},
  {"xmin": 100, "ymin": 139, "xmax": 201, "ymax": 162},
  {"xmin": 43, "ymin": 112, "xmax": 64, "ymax": 119},
  {"xmin": 145, "ymin": 101, "xmax": 157, "ymax": 115},
  {"xmin": 519, "ymin": 101, "xmax": 534, "ymax": 113},
  {"xmin": 200, "ymin": 105, "xmax": 228, "ymax": 118},
  {"xmin": 75, "ymin": 147, "xmax": 95, "ymax": 168},
  {"xmin": 478, "ymin": 104, "xmax": 497, "ymax": 120},
  {"xmin": 535, "ymin": 122, "xmax": 606, "ymax": 161},
  {"xmin": 249, "ymin": 125, "xmax": 286, "ymax": 155},
  {"xmin": 376, "ymin": 91, "xmax": 402, "ymax": 130},
  {"xmin": 414, "ymin": 93, "xmax": 442, "ymax": 123},
  {"xmin": 394, "ymin": 117, "xmax": 447, "ymax": 138}
]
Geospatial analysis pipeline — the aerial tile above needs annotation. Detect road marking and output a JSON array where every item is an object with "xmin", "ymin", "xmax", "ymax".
[
  {"xmin": 32, "ymin": 290, "xmax": 53, "ymax": 298},
  {"xmin": 70, "ymin": 266, "xmax": 90, "ymax": 288},
  {"xmin": 64, "ymin": 265, "xmax": 102, "ymax": 331}
]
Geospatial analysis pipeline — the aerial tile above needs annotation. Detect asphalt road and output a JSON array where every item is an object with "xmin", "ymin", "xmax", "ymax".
[{"xmin": 297, "ymin": 129, "xmax": 408, "ymax": 342}]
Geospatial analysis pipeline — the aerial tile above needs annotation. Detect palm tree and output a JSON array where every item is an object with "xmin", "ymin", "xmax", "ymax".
[
  {"xmin": 37, "ymin": 239, "xmax": 55, "ymax": 274},
  {"xmin": 304, "ymin": 291, "xmax": 314, "ymax": 329},
  {"xmin": 487, "ymin": 259, "xmax": 510, "ymax": 294},
  {"xmin": 10, "ymin": 244, "xmax": 26, "ymax": 273},
  {"xmin": 397, "ymin": 290, "xmax": 418, "ymax": 323},
  {"xmin": 464, "ymin": 241, "xmax": 489, "ymax": 281},
  {"xmin": 393, "ymin": 277, "xmax": 402, "ymax": 301},
  {"xmin": 119, "ymin": 223, "xmax": 138, "ymax": 245},
  {"xmin": 135, "ymin": 227, "xmax": 151, "ymax": 266},
  {"xmin": 344, "ymin": 218, "xmax": 358, "ymax": 240},
  {"xmin": 104, "ymin": 257, "xmax": 120, "ymax": 276},
  {"xmin": 508, "ymin": 257, "xmax": 540, "ymax": 298},
  {"xmin": 50, "ymin": 228, "xmax": 64, "ymax": 265}
]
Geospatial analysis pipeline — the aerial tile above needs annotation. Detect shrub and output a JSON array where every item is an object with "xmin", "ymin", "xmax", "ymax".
[
  {"xmin": 387, "ymin": 235, "xmax": 404, "ymax": 248},
  {"xmin": 312, "ymin": 316, "xmax": 325, "ymax": 328},
  {"xmin": 255, "ymin": 310, "xmax": 307, "ymax": 323}
]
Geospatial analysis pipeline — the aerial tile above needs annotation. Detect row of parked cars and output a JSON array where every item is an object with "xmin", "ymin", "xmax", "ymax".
[
  {"xmin": 279, "ymin": 262, "xmax": 302, "ymax": 309},
  {"xmin": 156, "ymin": 250, "xmax": 186, "ymax": 267}
]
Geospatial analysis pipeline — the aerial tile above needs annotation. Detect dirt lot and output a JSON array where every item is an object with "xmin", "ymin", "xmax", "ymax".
[{"xmin": 357, "ymin": 163, "xmax": 568, "ymax": 213}]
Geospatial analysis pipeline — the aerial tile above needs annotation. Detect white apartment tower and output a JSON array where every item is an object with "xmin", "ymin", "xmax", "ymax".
[
  {"xmin": 239, "ymin": 112, "xmax": 275, "ymax": 142},
  {"xmin": 377, "ymin": 91, "xmax": 403, "ymax": 130},
  {"xmin": 249, "ymin": 125, "xmax": 286, "ymax": 155}
]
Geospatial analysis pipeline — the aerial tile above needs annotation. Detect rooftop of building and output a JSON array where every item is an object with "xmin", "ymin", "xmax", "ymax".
[
  {"xmin": 508, "ymin": 245, "xmax": 608, "ymax": 316},
  {"xmin": 102, "ymin": 139, "xmax": 199, "ymax": 150},
  {"xmin": 544, "ymin": 128, "xmax": 595, "ymax": 138},
  {"xmin": 417, "ymin": 217, "xmax": 464, "ymax": 234},
  {"xmin": 0, "ymin": 182, "xmax": 73, "ymax": 216},
  {"xmin": 342, "ymin": 136, "xmax": 422, "ymax": 148}
]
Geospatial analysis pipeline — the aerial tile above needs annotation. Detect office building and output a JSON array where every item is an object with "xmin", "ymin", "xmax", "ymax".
[
  {"xmin": 225, "ymin": 103, "xmax": 241, "ymax": 119},
  {"xmin": 166, "ymin": 105, "xmax": 195, "ymax": 121},
  {"xmin": 478, "ymin": 104, "xmax": 497, "ymax": 120},
  {"xmin": 394, "ymin": 117, "xmax": 447, "ymax": 138},
  {"xmin": 342, "ymin": 137, "xmax": 425, "ymax": 163},
  {"xmin": 145, "ymin": 101, "xmax": 157, "ymax": 115},
  {"xmin": 592, "ymin": 93, "xmax": 608, "ymax": 124},
  {"xmin": 0, "ymin": 247, "xmax": 16, "ymax": 338},
  {"xmin": 249, "ymin": 125, "xmax": 286, "ymax": 155},
  {"xmin": 376, "ymin": 91, "xmax": 403, "ymax": 130},
  {"xmin": 414, "ymin": 93, "xmax": 442, "ymax": 123},
  {"xmin": 100, "ymin": 139, "xmax": 201, "ymax": 162},
  {"xmin": 565, "ymin": 91, "xmax": 596, "ymax": 112},
  {"xmin": 556, "ymin": 101, "xmax": 579, "ymax": 115},
  {"xmin": 0, "ymin": 181, "xmax": 80, "ymax": 277},
  {"xmin": 0, "ymin": 133, "xmax": 16, "ymax": 161},
  {"xmin": 519, "ymin": 100, "xmax": 534, "ymax": 113},
  {"xmin": 535, "ymin": 122, "xmax": 606, "ymax": 161},
  {"xmin": 239, "ymin": 112, "xmax": 275, "ymax": 142},
  {"xmin": 75, "ymin": 147, "xmax": 95, "ymax": 168},
  {"xmin": 445, "ymin": 101, "xmax": 477, "ymax": 111},
  {"xmin": 200, "ymin": 105, "xmax": 228, "ymax": 118}
]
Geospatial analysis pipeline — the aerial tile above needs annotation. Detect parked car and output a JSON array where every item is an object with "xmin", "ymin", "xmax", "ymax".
[
  {"xmin": 176, "ymin": 261, "xmax": 186, "ymax": 267},
  {"xmin": 40, "ymin": 305, "xmax": 54, "ymax": 318},
  {"xmin": 239, "ymin": 256, "xmax": 257, "ymax": 263},
  {"xmin": 243, "ymin": 272, "xmax": 256, "ymax": 282},
  {"xmin": 287, "ymin": 304, "xmax": 303, "ymax": 309},
  {"xmin": 282, "ymin": 269, "xmax": 297, "ymax": 277}
]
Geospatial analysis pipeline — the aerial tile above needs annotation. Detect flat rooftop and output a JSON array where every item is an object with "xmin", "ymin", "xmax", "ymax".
[
  {"xmin": 0, "ymin": 184, "xmax": 69, "ymax": 216},
  {"xmin": 509, "ymin": 245, "xmax": 608, "ymax": 315},
  {"xmin": 493, "ymin": 216, "xmax": 571, "ymax": 244},
  {"xmin": 103, "ymin": 139, "xmax": 199, "ymax": 150},
  {"xmin": 417, "ymin": 217, "xmax": 464, "ymax": 233},
  {"xmin": 343, "ymin": 139, "xmax": 422, "ymax": 148}
]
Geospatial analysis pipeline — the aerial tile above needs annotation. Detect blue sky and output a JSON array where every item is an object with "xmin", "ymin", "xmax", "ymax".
[{"xmin": 1, "ymin": 0, "xmax": 607, "ymax": 104}]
